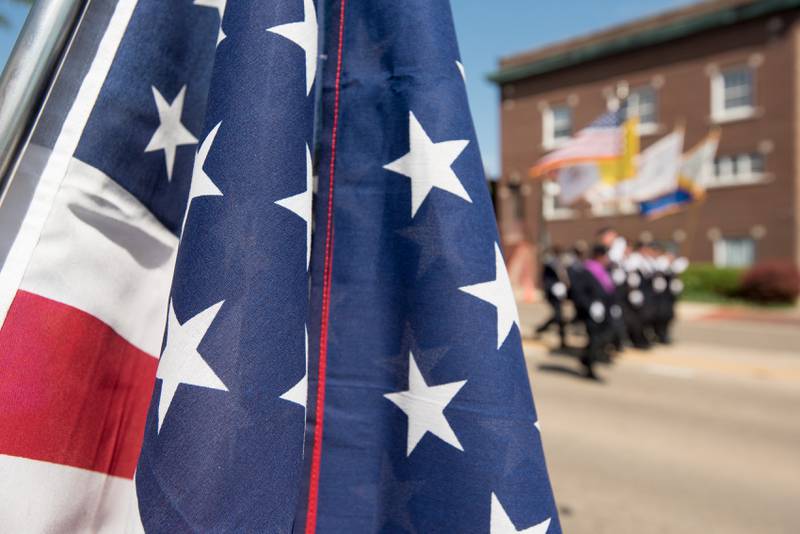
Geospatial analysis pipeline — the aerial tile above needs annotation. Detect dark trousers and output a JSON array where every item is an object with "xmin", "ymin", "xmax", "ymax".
[
  {"xmin": 536, "ymin": 297, "xmax": 566, "ymax": 345},
  {"xmin": 581, "ymin": 318, "xmax": 612, "ymax": 370}
]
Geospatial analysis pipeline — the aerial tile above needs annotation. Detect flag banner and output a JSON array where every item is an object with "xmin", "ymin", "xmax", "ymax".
[
  {"xmin": 530, "ymin": 105, "xmax": 634, "ymax": 178},
  {"xmin": 618, "ymin": 128, "xmax": 684, "ymax": 202},
  {"xmin": 0, "ymin": 0, "xmax": 559, "ymax": 532},
  {"xmin": 0, "ymin": 0, "xmax": 212, "ymax": 530},
  {"xmin": 639, "ymin": 131, "xmax": 719, "ymax": 219},
  {"xmin": 557, "ymin": 164, "xmax": 600, "ymax": 205},
  {"xmin": 639, "ymin": 188, "xmax": 694, "ymax": 218},
  {"xmin": 296, "ymin": 2, "xmax": 559, "ymax": 532},
  {"xmin": 678, "ymin": 129, "xmax": 720, "ymax": 197},
  {"xmin": 135, "ymin": 0, "xmax": 313, "ymax": 530}
]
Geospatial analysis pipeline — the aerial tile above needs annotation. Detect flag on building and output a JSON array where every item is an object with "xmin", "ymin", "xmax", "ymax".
[
  {"xmin": 618, "ymin": 127, "xmax": 684, "ymax": 202},
  {"xmin": 640, "ymin": 130, "xmax": 720, "ymax": 218},
  {"xmin": 0, "ymin": 0, "xmax": 559, "ymax": 532}
]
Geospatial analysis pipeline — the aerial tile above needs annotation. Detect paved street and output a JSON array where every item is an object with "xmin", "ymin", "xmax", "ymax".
[{"xmin": 520, "ymin": 302, "xmax": 800, "ymax": 534}]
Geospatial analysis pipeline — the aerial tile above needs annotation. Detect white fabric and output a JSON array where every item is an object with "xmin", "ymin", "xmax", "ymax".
[
  {"xmin": 557, "ymin": 164, "xmax": 599, "ymax": 205},
  {"xmin": 20, "ymin": 158, "xmax": 178, "ymax": 356},
  {"xmin": 672, "ymin": 256, "xmax": 690, "ymax": 274},
  {"xmin": 682, "ymin": 133, "xmax": 719, "ymax": 189},
  {"xmin": 608, "ymin": 237, "xmax": 627, "ymax": 264},
  {"xmin": 653, "ymin": 276, "xmax": 668, "ymax": 293},
  {"xmin": 551, "ymin": 281, "xmax": 567, "ymax": 300},
  {"xmin": 627, "ymin": 272, "xmax": 641, "ymax": 289},
  {"xmin": 589, "ymin": 301, "xmax": 605, "ymax": 323},
  {"xmin": 0, "ymin": 455, "xmax": 143, "ymax": 533},
  {"xmin": 671, "ymin": 278, "xmax": 685, "ymax": 295},
  {"xmin": 618, "ymin": 129, "xmax": 684, "ymax": 202},
  {"xmin": 0, "ymin": 0, "xmax": 139, "ymax": 326}
]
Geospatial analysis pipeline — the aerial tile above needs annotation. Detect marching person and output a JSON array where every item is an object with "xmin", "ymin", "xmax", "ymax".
[
  {"xmin": 623, "ymin": 242, "xmax": 652, "ymax": 349},
  {"xmin": 572, "ymin": 244, "xmax": 616, "ymax": 380},
  {"xmin": 535, "ymin": 245, "xmax": 570, "ymax": 348},
  {"xmin": 651, "ymin": 246, "xmax": 674, "ymax": 344},
  {"xmin": 652, "ymin": 253, "xmax": 689, "ymax": 345},
  {"xmin": 597, "ymin": 227, "xmax": 628, "ymax": 351}
]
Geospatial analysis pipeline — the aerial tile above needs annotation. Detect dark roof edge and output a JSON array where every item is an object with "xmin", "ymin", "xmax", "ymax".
[{"xmin": 487, "ymin": 0, "xmax": 800, "ymax": 84}]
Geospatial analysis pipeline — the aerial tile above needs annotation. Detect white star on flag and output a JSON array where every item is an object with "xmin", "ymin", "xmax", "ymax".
[
  {"xmin": 383, "ymin": 111, "xmax": 471, "ymax": 217},
  {"xmin": 459, "ymin": 242, "xmax": 520, "ymax": 349},
  {"xmin": 491, "ymin": 493, "xmax": 551, "ymax": 534},
  {"xmin": 194, "ymin": 0, "xmax": 227, "ymax": 46},
  {"xmin": 275, "ymin": 144, "xmax": 313, "ymax": 268},
  {"xmin": 267, "ymin": 0, "xmax": 318, "ymax": 95},
  {"xmin": 157, "ymin": 300, "xmax": 228, "ymax": 432},
  {"xmin": 182, "ymin": 122, "xmax": 223, "ymax": 234},
  {"xmin": 280, "ymin": 326, "xmax": 308, "ymax": 412},
  {"xmin": 384, "ymin": 352, "xmax": 466, "ymax": 456},
  {"xmin": 145, "ymin": 85, "xmax": 198, "ymax": 182}
]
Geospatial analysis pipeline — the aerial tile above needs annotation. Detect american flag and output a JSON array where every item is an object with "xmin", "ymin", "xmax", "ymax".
[
  {"xmin": 531, "ymin": 106, "xmax": 628, "ymax": 177},
  {"xmin": 0, "ymin": 0, "xmax": 559, "ymax": 532}
]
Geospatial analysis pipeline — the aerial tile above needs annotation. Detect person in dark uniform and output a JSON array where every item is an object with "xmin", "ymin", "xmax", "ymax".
[
  {"xmin": 652, "ymin": 252, "xmax": 689, "ymax": 344},
  {"xmin": 650, "ymin": 246, "xmax": 674, "ymax": 344},
  {"xmin": 639, "ymin": 243, "xmax": 661, "ymax": 344},
  {"xmin": 623, "ymin": 242, "xmax": 652, "ymax": 349},
  {"xmin": 535, "ymin": 245, "xmax": 570, "ymax": 348},
  {"xmin": 596, "ymin": 227, "xmax": 628, "ymax": 352},
  {"xmin": 571, "ymin": 244, "xmax": 616, "ymax": 380}
]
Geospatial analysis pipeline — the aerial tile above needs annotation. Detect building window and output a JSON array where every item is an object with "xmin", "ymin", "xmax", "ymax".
[
  {"xmin": 712, "ymin": 66, "xmax": 755, "ymax": 122},
  {"xmin": 542, "ymin": 181, "xmax": 576, "ymax": 220},
  {"xmin": 627, "ymin": 86, "xmax": 658, "ymax": 134},
  {"xmin": 714, "ymin": 237, "xmax": 755, "ymax": 268},
  {"xmin": 542, "ymin": 105, "xmax": 572, "ymax": 149},
  {"xmin": 710, "ymin": 152, "xmax": 765, "ymax": 186}
]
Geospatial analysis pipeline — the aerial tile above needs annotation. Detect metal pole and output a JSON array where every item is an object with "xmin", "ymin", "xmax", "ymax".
[{"xmin": 0, "ymin": 0, "xmax": 84, "ymax": 186}]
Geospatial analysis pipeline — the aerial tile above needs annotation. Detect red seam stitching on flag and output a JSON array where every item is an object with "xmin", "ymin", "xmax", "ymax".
[{"xmin": 306, "ymin": 0, "xmax": 346, "ymax": 532}]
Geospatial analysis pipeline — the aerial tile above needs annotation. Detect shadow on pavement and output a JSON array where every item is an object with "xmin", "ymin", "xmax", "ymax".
[{"xmin": 536, "ymin": 363, "xmax": 606, "ymax": 384}]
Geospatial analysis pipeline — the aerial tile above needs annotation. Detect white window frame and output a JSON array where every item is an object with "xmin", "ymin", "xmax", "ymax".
[
  {"xmin": 711, "ymin": 65, "xmax": 755, "ymax": 123},
  {"xmin": 708, "ymin": 152, "xmax": 766, "ymax": 188},
  {"xmin": 628, "ymin": 85, "xmax": 659, "ymax": 135},
  {"xmin": 589, "ymin": 198, "xmax": 639, "ymax": 218},
  {"xmin": 542, "ymin": 181, "xmax": 576, "ymax": 221},
  {"xmin": 542, "ymin": 104, "xmax": 572, "ymax": 150},
  {"xmin": 713, "ymin": 237, "xmax": 755, "ymax": 268}
]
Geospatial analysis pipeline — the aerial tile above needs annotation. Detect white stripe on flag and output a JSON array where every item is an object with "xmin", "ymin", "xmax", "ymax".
[
  {"xmin": 0, "ymin": 455, "xmax": 144, "ymax": 533},
  {"xmin": 0, "ymin": 0, "xmax": 139, "ymax": 326},
  {"xmin": 19, "ymin": 158, "xmax": 178, "ymax": 356},
  {"xmin": 537, "ymin": 128, "xmax": 620, "ymax": 166}
]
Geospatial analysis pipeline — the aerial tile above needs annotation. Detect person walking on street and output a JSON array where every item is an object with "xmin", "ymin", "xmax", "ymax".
[{"xmin": 535, "ymin": 245, "xmax": 570, "ymax": 348}]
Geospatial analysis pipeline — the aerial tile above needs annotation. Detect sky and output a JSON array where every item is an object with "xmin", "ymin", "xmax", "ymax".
[{"xmin": 1, "ymin": 0, "xmax": 699, "ymax": 176}]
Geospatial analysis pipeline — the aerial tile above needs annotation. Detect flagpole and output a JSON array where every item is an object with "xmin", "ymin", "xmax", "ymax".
[
  {"xmin": 682, "ymin": 193, "xmax": 703, "ymax": 257},
  {"xmin": 0, "ymin": 0, "xmax": 85, "ymax": 189}
]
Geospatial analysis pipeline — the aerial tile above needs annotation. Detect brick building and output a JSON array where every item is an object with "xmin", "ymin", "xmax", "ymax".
[{"xmin": 489, "ymin": 0, "xmax": 800, "ymax": 280}]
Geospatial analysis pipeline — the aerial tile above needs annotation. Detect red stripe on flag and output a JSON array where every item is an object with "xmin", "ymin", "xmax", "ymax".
[{"xmin": 0, "ymin": 290, "xmax": 158, "ymax": 479}]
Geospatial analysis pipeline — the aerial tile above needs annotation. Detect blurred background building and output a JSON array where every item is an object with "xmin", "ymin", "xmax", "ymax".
[{"xmin": 490, "ymin": 0, "xmax": 800, "ymax": 279}]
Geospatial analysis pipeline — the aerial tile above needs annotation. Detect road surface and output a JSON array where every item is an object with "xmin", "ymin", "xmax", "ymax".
[{"xmin": 521, "ymin": 302, "xmax": 800, "ymax": 534}]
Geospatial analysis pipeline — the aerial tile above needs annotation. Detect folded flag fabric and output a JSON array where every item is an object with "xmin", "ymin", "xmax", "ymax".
[{"xmin": 0, "ymin": 0, "xmax": 560, "ymax": 532}]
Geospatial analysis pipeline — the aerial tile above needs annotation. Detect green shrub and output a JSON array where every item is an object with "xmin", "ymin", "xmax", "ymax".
[{"xmin": 681, "ymin": 263, "xmax": 744, "ymax": 299}]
